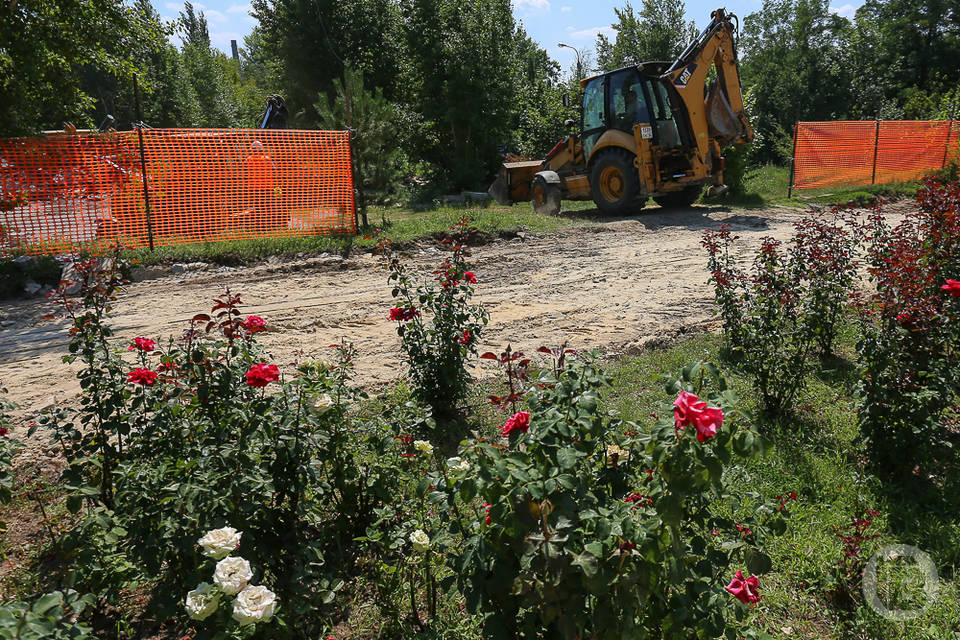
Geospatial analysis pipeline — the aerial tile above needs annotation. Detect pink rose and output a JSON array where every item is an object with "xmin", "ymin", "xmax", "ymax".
[
  {"xmin": 694, "ymin": 406, "xmax": 724, "ymax": 442},
  {"xmin": 673, "ymin": 390, "xmax": 707, "ymax": 430},
  {"xmin": 128, "ymin": 337, "xmax": 156, "ymax": 352},
  {"xmin": 500, "ymin": 411, "xmax": 531, "ymax": 437},
  {"xmin": 673, "ymin": 390, "xmax": 723, "ymax": 442},
  {"xmin": 725, "ymin": 570, "xmax": 760, "ymax": 604}
]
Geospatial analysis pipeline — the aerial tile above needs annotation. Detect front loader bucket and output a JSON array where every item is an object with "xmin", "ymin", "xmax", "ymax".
[{"xmin": 488, "ymin": 173, "xmax": 512, "ymax": 206}]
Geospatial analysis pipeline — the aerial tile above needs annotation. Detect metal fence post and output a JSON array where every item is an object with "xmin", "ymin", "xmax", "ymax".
[
  {"xmin": 133, "ymin": 75, "xmax": 156, "ymax": 250},
  {"xmin": 871, "ymin": 117, "xmax": 881, "ymax": 185},
  {"xmin": 787, "ymin": 120, "xmax": 799, "ymax": 198}
]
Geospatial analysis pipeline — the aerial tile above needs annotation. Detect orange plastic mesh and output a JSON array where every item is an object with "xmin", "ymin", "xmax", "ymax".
[
  {"xmin": 0, "ymin": 128, "xmax": 356, "ymax": 255},
  {"xmin": 792, "ymin": 120, "xmax": 959, "ymax": 190}
]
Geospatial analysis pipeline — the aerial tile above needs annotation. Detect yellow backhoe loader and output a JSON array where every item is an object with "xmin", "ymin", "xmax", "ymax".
[{"xmin": 489, "ymin": 8, "xmax": 753, "ymax": 215}]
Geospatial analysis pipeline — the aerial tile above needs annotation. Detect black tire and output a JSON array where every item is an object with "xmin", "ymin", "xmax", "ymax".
[
  {"xmin": 590, "ymin": 149, "xmax": 642, "ymax": 215},
  {"xmin": 653, "ymin": 185, "xmax": 703, "ymax": 209},
  {"xmin": 531, "ymin": 175, "xmax": 562, "ymax": 216}
]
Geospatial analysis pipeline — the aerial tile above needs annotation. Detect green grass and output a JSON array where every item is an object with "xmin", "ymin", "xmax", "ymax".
[
  {"xmin": 603, "ymin": 324, "xmax": 960, "ymax": 639},
  {"xmin": 124, "ymin": 201, "xmax": 594, "ymax": 268},
  {"xmin": 711, "ymin": 165, "xmax": 920, "ymax": 209}
]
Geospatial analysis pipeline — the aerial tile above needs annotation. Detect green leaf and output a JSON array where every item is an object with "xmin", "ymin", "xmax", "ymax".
[
  {"xmin": 31, "ymin": 593, "xmax": 62, "ymax": 615},
  {"xmin": 745, "ymin": 548, "xmax": 773, "ymax": 575},
  {"xmin": 571, "ymin": 550, "xmax": 598, "ymax": 577},
  {"xmin": 556, "ymin": 447, "xmax": 578, "ymax": 470}
]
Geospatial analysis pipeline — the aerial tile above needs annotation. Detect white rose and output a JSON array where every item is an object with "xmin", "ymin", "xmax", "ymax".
[
  {"xmin": 313, "ymin": 394, "xmax": 335, "ymax": 412},
  {"xmin": 213, "ymin": 556, "xmax": 253, "ymax": 595},
  {"xmin": 198, "ymin": 526, "xmax": 242, "ymax": 560},
  {"xmin": 413, "ymin": 440, "xmax": 433, "ymax": 455},
  {"xmin": 446, "ymin": 457, "xmax": 470, "ymax": 473},
  {"xmin": 232, "ymin": 584, "xmax": 278, "ymax": 626},
  {"xmin": 605, "ymin": 444, "xmax": 629, "ymax": 466},
  {"xmin": 410, "ymin": 529, "xmax": 430, "ymax": 552},
  {"xmin": 184, "ymin": 582, "xmax": 220, "ymax": 621}
]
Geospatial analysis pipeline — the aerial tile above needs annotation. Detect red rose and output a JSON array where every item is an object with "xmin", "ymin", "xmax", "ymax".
[
  {"xmin": 725, "ymin": 570, "xmax": 760, "ymax": 604},
  {"xmin": 459, "ymin": 330, "xmax": 471, "ymax": 344},
  {"xmin": 243, "ymin": 315, "xmax": 267, "ymax": 332},
  {"xmin": 0, "ymin": 427, "xmax": 8, "ymax": 437},
  {"xmin": 464, "ymin": 272, "xmax": 477, "ymax": 284},
  {"xmin": 500, "ymin": 411, "xmax": 531, "ymax": 437},
  {"xmin": 942, "ymin": 279, "xmax": 960, "ymax": 297},
  {"xmin": 128, "ymin": 337, "xmax": 156, "ymax": 352},
  {"xmin": 389, "ymin": 307, "xmax": 419, "ymax": 321},
  {"xmin": 245, "ymin": 363, "xmax": 280, "ymax": 388},
  {"xmin": 127, "ymin": 367, "xmax": 158, "ymax": 386},
  {"xmin": 158, "ymin": 361, "xmax": 178, "ymax": 371}
]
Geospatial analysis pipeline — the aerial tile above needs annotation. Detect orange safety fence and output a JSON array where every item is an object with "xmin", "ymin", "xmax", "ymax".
[
  {"xmin": 791, "ymin": 120, "xmax": 960, "ymax": 190},
  {"xmin": 0, "ymin": 128, "xmax": 356, "ymax": 255}
]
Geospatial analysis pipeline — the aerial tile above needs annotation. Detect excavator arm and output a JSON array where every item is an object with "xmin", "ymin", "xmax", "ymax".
[{"xmin": 664, "ymin": 9, "xmax": 753, "ymax": 161}]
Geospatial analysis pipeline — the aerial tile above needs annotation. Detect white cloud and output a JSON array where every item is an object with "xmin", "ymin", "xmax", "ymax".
[
  {"xmin": 568, "ymin": 25, "xmax": 615, "ymax": 40},
  {"xmin": 226, "ymin": 3, "xmax": 252, "ymax": 13},
  {"xmin": 204, "ymin": 9, "xmax": 226, "ymax": 23},
  {"xmin": 210, "ymin": 31, "xmax": 242, "ymax": 51},
  {"xmin": 560, "ymin": 5, "xmax": 572, "ymax": 11},
  {"xmin": 164, "ymin": 2, "xmax": 181, "ymax": 11},
  {"xmin": 512, "ymin": 0, "xmax": 550, "ymax": 14},
  {"xmin": 829, "ymin": 3, "xmax": 856, "ymax": 17}
]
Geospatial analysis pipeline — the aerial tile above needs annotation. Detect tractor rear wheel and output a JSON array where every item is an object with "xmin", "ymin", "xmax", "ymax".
[
  {"xmin": 653, "ymin": 185, "xmax": 702, "ymax": 209},
  {"xmin": 590, "ymin": 149, "xmax": 641, "ymax": 216},
  {"xmin": 531, "ymin": 174, "xmax": 562, "ymax": 216}
]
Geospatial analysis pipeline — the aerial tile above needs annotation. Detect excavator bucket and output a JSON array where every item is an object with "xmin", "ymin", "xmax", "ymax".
[
  {"xmin": 488, "ymin": 160, "xmax": 543, "ymax": 206},
  {"xmin": 705, "ymin": 82, "xmax": 746, "ymax": 145}
]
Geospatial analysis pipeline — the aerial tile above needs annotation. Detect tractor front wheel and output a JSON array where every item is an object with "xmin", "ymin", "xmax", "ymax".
[
  {"xmin": 590, "ymin": 150, "xmax": 642, "ymax": 216},
  {"xmin": 531, "ymin": 174, "xmax": 562, "ymax": 216}
]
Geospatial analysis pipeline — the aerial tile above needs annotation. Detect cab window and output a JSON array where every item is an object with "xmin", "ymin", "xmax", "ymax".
[
  {"xmin": 581, "ymin": 76, "xmax": 606, "ymax": 160},
  {"xmin": 609, "ymin": 70, "xmax": 650, "ymax": 133}
]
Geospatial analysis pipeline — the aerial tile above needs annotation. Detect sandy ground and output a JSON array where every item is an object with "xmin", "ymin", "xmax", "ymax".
[{"xmin": 0, "ymin": 201, "xmax": 912, "ymax": 436}]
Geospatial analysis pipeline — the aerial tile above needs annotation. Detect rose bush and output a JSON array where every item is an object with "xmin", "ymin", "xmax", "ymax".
[
  {"xmin": 376, "ymin": 217, "xmax": 489, "ymax": 422},
  {"xmin": 703, "ymin": 225, "xmax": 825, "ymax": 414},
  {"xmin": 430, "ymin": 355, "xmax": 783, "ymax": 638},
  {"xmin": 857, "ymin": 179, "xmax": 960, "ymax": 476}
]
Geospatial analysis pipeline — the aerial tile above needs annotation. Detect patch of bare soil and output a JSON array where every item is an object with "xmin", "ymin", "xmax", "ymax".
[{"xmin": 0, "ymin": 202, "xmax": 914, "ymax": 445}]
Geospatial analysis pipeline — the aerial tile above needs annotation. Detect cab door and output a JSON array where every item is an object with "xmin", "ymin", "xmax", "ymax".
[{"xmin": 581, "ymin": 75, "xmax": 606, "ymax": 162}]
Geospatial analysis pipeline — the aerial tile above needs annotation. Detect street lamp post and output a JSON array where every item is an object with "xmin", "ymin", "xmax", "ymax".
[{"xmin": 557, "ymin": 42, "xmax": 583, "ymax": 83}]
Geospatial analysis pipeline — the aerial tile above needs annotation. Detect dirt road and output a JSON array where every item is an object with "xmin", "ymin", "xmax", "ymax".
[{"xmin": 0, "ymin": 202, "xmax": 910, "ymax": 427}]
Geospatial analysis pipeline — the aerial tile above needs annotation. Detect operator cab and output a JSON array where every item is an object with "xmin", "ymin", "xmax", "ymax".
[{"xmin": 580, "ymin": 66, "xmax": 692, "ymax": 168}]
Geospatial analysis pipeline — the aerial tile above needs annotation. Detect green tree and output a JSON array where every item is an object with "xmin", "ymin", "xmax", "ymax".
[
  {"xmin": 595, "ymin": 0, "xmax": 697, "ymax": 71},
  {"xmin": 847, "ymin": 0, "xmax": 960, "ymax": 119},
  {"xmin": 316, "ymin": 65, "xmax": 403, "ymax": 221},
  {"xmin": 508, "ymin": 28, "xmax": 576, "ymax": 158},
  {"xmin": 740, "ymin": 0, "xmax": 853, "ymax": 162},
  {"xmin": 178, "ymin": 3, "xmax": 243, "ymax": 127},
  {"xmin": 82, "ymin": 0, "xmax": 200, "ymax": 129},
  {"xmin": 0, "ymin": 0, "xmax": 158, "ymax": 135},
  {"xmin": 251, "ymin": 0, "xmax": 404, "ymax": 124},
  {"xmin": 401, "ymin": 0, "xmax": 518, "ymax": 188}
]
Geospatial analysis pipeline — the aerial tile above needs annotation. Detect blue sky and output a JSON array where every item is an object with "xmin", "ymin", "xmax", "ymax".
[{"xmin": 154, "ymin": 0, "xmax": 863, "ymax": 74}]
